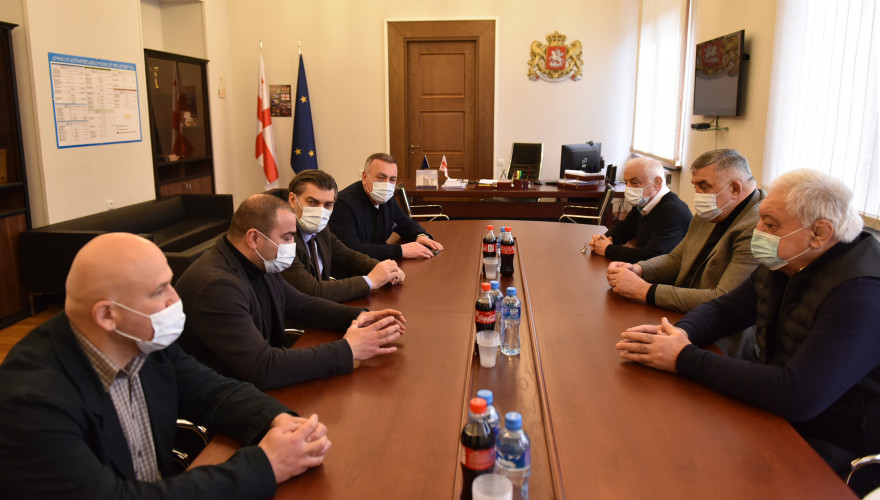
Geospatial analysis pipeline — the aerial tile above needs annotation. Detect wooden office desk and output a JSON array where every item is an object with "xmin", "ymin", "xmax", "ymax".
[
  {"xmin": 400, "ymin": 179, "xmax": 624, "ymax": 221},
  {"xmin": 190, "ymin": 220, "xmax": 854, "ymax": 499}
]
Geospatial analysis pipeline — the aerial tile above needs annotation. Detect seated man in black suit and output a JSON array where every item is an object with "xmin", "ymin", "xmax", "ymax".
[
  {"xmin": 329, "ymin": 152, "xmax": 444, "ymax": 260},
  {"xmin": 0, "ymin": 232, "xmax": 330, "ymax": 498},
  {"xmin": 175, "ymin": 194, "xmax": 406, "ymax": 390},
  {"xmin": 282, "ymin": 169, "xmax": 405, "ymax": 303},
  {"xmin": 589, "ymin": 157, "xmax": 691, "ymax": 263}
]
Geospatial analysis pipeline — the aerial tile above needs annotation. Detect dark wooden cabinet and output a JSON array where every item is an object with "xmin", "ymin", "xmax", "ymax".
[
  {"xmin": 144, "ymin": 50, "xmax": 214, "ymax": 197},
  {"xmin": 0, "ymin": 21, "xmax": 31, "ymax": 327}
]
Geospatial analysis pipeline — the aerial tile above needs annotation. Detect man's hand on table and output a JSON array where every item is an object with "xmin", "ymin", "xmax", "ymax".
[
  {"xmin": 615, "ymin": 317, "xmax": 691, "ymax": 372},
  {"xmin": 606, "ymin": 262, "xmax": 651, "ymax": 301},
  {"xmin": 259, "ymin": 413, "xmax": 331, "ymax": 483},
  {"xmin": 345, "ymin": 315, "xmax": 404, "ymax": 361}
]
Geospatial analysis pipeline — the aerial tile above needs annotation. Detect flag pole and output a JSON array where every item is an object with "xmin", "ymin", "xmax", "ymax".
[{"xmin": 298, "ymin": 40, "xmax": 302, "ymax": 55}]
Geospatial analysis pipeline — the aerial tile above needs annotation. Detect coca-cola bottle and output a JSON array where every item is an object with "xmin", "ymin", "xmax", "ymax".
[
  {"xmin": 500, "ymin": 226, "xmax": 515, "ymax": 277},
  {"xmin": 475, "ymin": 282, "xmax": 496, "ymax": 332},
  {"xmin": 460, "ymin": 397, "xmax": 496, "ymax": 500},
  {"xmin": 482, "ymin": 225, "xmax": 496, "ymax": 275}
]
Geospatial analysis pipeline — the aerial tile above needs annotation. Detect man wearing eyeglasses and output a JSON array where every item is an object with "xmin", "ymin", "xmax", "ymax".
[{"xmin": 329, "ymin": 152, "xmax": 444, "ymax": 260}]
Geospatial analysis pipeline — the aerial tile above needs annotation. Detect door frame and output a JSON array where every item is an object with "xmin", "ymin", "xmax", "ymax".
[{"xmin": 385, "ymin": 19, "xmax": 496, "ymax": 180}]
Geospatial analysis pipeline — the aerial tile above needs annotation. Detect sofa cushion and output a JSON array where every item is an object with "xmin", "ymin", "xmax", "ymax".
[{"xmin": 152, "ymin": 218, "xmax": 229, "ymax": 252}]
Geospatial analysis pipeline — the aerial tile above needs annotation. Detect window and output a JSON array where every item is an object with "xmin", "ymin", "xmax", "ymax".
[
  {"xmin": 631, "ymin": 0, "xmax": 690, "ymax": 164},
  {"xmin": 763, "ymin": 0, "xmax": 879, "ymax": 223}
]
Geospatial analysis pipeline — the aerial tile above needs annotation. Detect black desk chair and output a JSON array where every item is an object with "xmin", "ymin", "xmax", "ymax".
[
  {"xmin": 508, "ymin": 143, "xmax": 543, "ymax": 180},
  {"xmin": 170, "ymin": 419, "xmax": 210, "ymax": 474}
]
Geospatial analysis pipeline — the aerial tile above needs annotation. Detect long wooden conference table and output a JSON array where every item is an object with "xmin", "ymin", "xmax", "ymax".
[{"xmin": 190, "ymin": 220, "xmax": 854, "ymax": 499}]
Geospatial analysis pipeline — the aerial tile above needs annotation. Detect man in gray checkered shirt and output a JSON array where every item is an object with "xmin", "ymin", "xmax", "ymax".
[{"xmin": 0, "ymin": 233, "xmax": 330, "ymax": 499}]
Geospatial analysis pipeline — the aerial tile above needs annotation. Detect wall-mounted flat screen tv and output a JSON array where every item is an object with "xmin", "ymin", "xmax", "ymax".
[{"xmin": 693, "ymin": 29, "xmax": 745, "ymax": 116}]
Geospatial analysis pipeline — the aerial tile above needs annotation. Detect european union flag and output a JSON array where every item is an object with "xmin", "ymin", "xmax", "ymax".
[
  {"xmin": 291, "ymin": 54, "xmax": 317, "ymax": 173},
  {"xmin": 421, "ymin": 155, "xmax": 430, "ymax": 169}
]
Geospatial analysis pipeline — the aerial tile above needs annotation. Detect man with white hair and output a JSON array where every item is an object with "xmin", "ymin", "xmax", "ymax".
[
  {"xmin": 615, "ymin": 169, "xmax": 880, "ymax": 488},
  {"xmin": 588, "ymin": 157, "xmax": 691, "ymax": 263}
]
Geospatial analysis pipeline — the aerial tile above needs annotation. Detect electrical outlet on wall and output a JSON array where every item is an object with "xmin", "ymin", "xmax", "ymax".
[{"xmin": 107, "ymin": 200, "xmax": 115, "ymax": 210}]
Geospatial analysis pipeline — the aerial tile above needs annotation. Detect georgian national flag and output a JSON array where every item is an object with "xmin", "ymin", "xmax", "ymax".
[
  {"xmin": 439, "ymin": 155, "xmax": 449, "ymax": 177},
  {"xmin": 170, "ymin": 63, "xmax": 192, "ymax": 158},
  {"xmin": 291, "ymin": 54, "xmax": 318, "ymax": 174},
  {"xmin": 255, "ymin": 50, "xmax": 279, "ymax": 188}
]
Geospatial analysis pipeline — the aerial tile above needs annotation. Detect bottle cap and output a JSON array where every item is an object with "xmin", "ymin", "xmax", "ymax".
[
  {"xmin": 505, "ymin": 226, "xmax": 512, "ymax": 232},
  {"xmin": 506, "ymin": 287, "xmax": 517, "ymax": 296},
  {"xmin": 476, "ymin": 389, "xmax": 494, "ymax": 405},
  {"xmin": 481, "ymin": 282, "xmax": 491, "ymax": 291},
  {"xmin": 504, "ymin": 412, "xmax": 522, "ymax": 430},
  {"xmin": 470, "ymin": 397, "xmax": 487, "ymax": 414},
  {"xmin": 486, "ymin": 225, "xmax": 494, "ymax": 230},
  {"xmin": 489, "ymin": 280, "xmax": 500, "ymax": 290}
]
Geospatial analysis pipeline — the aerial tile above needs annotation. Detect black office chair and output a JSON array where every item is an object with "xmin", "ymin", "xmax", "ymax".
[
  {"xmin": 507, "ymin": 143, "xmax": 542, "ymax": 180},
  {"xmin": 395, "ymin": 185, "xmax": 449, "ymax": 221}
]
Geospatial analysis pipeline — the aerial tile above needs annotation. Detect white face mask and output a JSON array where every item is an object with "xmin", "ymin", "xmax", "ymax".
[
  {"xmin": 112, "ymin": 300, "xmax": 185, "ymax": 354},
  {"xmin": 255, "ymin": 230, "xmax": 296, "ymax": 273},
  {"xmin": 694, "ymin": 182, "xmax": 733, "ymax": 220},
  {"xmin": 750, "ymin": 226, "xmax": 811, "ymax": 270},
  {"xmin": 295, "ymin": 196, "xmax": 332, "ymax": 234},
  {"xmin": 366, "ymin": 174, "xmax": 395, "ymax": 205},
  {"xmin": 624, "ymin": 185, "xmax": 651, "ymax": 208}
]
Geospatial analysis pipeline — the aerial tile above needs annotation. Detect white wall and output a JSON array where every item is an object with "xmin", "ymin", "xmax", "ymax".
[
  {"xmin": 18, "ymin": 0, "xmax": 156, "ymax": 224},
  {"xmin": 207, "ymin": 0, "xmax": 640, "ymax": 205},
  {"xmin": 677, "ymin": 0, "xmax": 779, "ymax": 207}
]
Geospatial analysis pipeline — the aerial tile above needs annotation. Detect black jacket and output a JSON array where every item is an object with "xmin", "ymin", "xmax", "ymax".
[{"xmin": 329, "ymin": 181, "xmax": 428, "ymax": 260}]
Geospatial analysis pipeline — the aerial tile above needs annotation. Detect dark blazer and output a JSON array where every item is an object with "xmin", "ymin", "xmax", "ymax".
[
  {"xmin": 175, "ymin": 237, "xmax": 361, "ymax": 390},
  {"xmin": 329, "ymin": 181, "xmax": 429, "ymax": 260},
  {"xmin": 0, "ymin": 312, "xmax": 288, "ymax": 499},
  {"xmin": 281, "ymin": 226, "xmax": 379, "ymax": 303},
  {"xmin": 604, "ymin": 190, "xmax": 692, "ymax": 263}
]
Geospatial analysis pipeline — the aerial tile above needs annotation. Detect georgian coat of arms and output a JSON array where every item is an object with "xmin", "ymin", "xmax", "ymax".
[{"xmin": 527, "ymin": 31, "xmax": 584, "ymax": 82}]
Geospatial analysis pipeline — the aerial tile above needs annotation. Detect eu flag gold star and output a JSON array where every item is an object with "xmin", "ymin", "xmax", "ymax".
[
  {"xmin": 308, "ymin": 150, "xmax": 315, "ymax": 157},
  {"xmin": 300, "ymin": 96, "xmax": 307, "ymax": 103},
  {"xmin": 294, "ymin": 148, "xmax": 301, "ymax": 155}
]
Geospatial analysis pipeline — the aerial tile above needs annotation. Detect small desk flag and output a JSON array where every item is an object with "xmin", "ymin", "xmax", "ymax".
[
  {"xmin": 421, "ymin": 155, "xmax": 430, "ymax": 169},
  {"xmin": 439, "ymin": 155, "xmax": 449, "ymax": 178},
  {"xmin": 291, "ymin": 54, "xmax": 318, "ymax": 174},
  {"xmin": 255, "ymin": 50, "xmax": 279, "ymax": 188}
]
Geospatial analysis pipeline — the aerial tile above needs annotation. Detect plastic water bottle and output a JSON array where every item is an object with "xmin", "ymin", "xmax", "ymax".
[
  {"xmin": 488, "ymin": 281, "xmax": 503, "ymax": 332},
  {"xmin": 477, "ymin": 389, "xmax": 501, "ymax": 439},
  {"xmin": 460, "ymin": 398, "xmax": 495, "ymax": 500},
  {"xmin": 501, "ymin": 287, "xmax": 521, "ymax": 356},
  {"xmin": 496, "ymin": 228, "xmax": 504, "ymax": 275},
  {"xmin": 495, "ymin": 412, "xmax": 531, "ymax": 500}
]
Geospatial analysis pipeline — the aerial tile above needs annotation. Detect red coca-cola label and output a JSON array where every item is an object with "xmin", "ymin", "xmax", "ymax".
[
  {"xmin": 461, "ymin": 446, "xmax": 495, "ymax": 471},
  {"xmin": 500, "ymin": 244, "xmax": 515, "ymax": 255},
  {"xmin": 475, "ymin": 310, "xmax": 495, "ymax": 325},
  {"xmin": 482, "ymin": 243, "xmax": 495, "ymax": 254}
]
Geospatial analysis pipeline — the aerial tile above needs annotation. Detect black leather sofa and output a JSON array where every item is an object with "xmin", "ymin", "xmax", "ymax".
[{"xmin": 20, "ymin": 194, "xmax": 233, "ymax": 303}]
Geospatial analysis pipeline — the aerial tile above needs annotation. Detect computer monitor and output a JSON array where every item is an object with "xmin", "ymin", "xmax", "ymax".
[{"xmin": 560, "ymin": 142, "xmax": 602, "ymax": 176}]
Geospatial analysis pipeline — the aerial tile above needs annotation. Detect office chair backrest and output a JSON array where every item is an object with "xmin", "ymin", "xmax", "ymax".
[{"xmin": 508, "ymin": 143, "xmax": 542, "ymax": 180}]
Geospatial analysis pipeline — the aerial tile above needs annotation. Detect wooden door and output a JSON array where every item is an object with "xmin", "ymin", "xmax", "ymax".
[{"xmin": 388, "ymin": 21, "xmax": 495, "ymax": 181}]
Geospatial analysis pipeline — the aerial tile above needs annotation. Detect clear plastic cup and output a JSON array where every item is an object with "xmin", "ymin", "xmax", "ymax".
[
  {"xmin": 473, "ymin": 473, "xmax": 512, "ymax": 500},
  {"xmin": 483, "ymin": 257, "xmax": 499, "ymax": 280},
  {"xmin": 476, "ymin": 330, "xmax": 500, "ymax": 368}
]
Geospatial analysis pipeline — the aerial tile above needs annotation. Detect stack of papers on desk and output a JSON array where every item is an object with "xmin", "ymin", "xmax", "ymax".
[
  {"xmin": 478, "ymin": 179, "xmax": 496, "ymax": 187},
  {"xmin": 443, "ymin": 178, "xmax": 466, "ymax": 189}
]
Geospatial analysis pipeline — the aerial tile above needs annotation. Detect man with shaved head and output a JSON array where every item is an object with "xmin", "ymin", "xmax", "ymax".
[
  {"xmin": 589, "ymin": 156, "xmax": 691, "ymax": 263},
  {"xmin": 0, "ymin": 233, "xmax": 331, "ymax": 498}
]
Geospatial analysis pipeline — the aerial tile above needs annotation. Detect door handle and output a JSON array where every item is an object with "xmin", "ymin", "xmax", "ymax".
[{"xmin": 409, "ymin": 145, "xmax": 420, "ymax": 148}]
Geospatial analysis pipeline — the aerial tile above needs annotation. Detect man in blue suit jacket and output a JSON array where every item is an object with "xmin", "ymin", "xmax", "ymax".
[
  {"xmin": 329, "ymin": 152, "xmax": 444, "ymax": 260},
  {"xmin": 0, "ymin": 233, "xmax": 330, "ymax": 499}
]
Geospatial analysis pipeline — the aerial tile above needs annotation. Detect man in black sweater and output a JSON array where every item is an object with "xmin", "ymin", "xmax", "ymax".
[
  {"xmin": 329, "ymin": 153, "xmax": 444, "ymax": 260},
  {"xmin": 589, "ymin": 157, "xmax": 691, "ymax": 263}
]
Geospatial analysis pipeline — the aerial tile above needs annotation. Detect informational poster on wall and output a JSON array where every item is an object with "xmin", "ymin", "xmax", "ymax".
[{"xmin": 48, "ymin": 52, "xmax": 142, "ymax": 148}]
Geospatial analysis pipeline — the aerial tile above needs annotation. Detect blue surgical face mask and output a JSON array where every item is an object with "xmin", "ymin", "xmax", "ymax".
[
  {"xmin": 366, "ymin": 173, "xmax": 395, "ymax": 205},
  {"xmin": 625, "ymin": 186, "xmax": 651, "ymax": 208},
  {"xmin": 255, "ymin": 230, "xmax": 296, "ymax": 273},
  {"xmin": 750, "ymin": 226, "xmax": 811, "ymax": 270}
]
